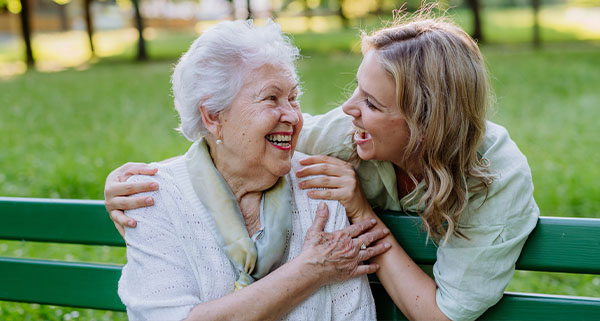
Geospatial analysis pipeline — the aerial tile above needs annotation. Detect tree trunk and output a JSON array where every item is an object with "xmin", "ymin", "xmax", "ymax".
[
  {"xmin": 246, "ymin": 0, "xmax": 252, "ymax": 19},
  {"xmin": 83, "ymin": 0, "xmax": 95, "ymax": 56},
  {"xmin": 131, "ymin": 0, "xmax": 147, "ymax": 61},
  {"xmin": 58, "ymin": 3, "xmax": 69, "ymax": 31},
  {"xmin": 532, "ymin": 0, "xmax": 541, "ymax": 48},
  {"xmin": 18, "ymin": 0, "xmax": 34, "ymax": 66},
  {"xmin": 467, "ymin": 0, "xmax": 483, "ymax": 43}
]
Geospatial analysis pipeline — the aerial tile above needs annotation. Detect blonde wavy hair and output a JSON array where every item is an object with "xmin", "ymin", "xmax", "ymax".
[{"xmin": 361, "ymin": 12, "xmax": 494, "ymax": 243}]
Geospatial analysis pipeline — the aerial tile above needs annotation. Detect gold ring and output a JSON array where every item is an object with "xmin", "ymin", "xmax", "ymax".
[{"xmin": 360, "ymin": 242, "xmax": 367, "ymax": 250}]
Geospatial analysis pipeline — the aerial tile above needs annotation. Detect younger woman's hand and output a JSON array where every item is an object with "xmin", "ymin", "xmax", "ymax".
[
  {"xmin": 299, "ymin": 202, "xmax": 391, "ymax": 285},
  {"xmin": 296, "ymin": 155, "xmax": 370, "ymax": 222},
  {"xmin": 104, "ymin": 162, "xmax": 158, "ymax": 238}
]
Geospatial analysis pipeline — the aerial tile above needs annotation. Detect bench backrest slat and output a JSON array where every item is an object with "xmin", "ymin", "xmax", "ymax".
[
  {"xmin": 1, "ymin": 198, "xmax": 599, "ymax": 274},
  {"xmin": 370, "ymin": 283, "xmax": 600, "ymax": 320},
  {"xmin": 0, "ymin": 257, "xmax": 125, "ymax": 311},
  {"xmin": 0, "ymin": 197, "xmax": 124, "ymax": 246},
  {"xmin": 378, "ymin": 212, "xmax": 600, "ymax": 274},
  {"xmin": 3, "ymin": 257, "xmax": 598, "ymax": 319}
]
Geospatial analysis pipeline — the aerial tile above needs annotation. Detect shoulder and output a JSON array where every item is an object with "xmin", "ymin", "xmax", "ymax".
[{"xmin": 463, "ymin": 121, "xmax": 539, "ymax": 227}]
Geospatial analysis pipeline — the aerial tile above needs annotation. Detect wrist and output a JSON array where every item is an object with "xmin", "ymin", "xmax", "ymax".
[
  {"xmin": 349, "ymin": 204, "xmax": 377, "ymax": 224},
  {"xmin": 291, "ymin": 251, "xmax": 328, "ymax": 288}
]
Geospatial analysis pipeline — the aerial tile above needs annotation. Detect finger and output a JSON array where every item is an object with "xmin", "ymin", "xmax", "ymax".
[
  {"xmin": 341, "ymin": 218, "xmax": 377, "ymax": 238},
  {"xmin": 356, "ymin": 228, "xmax": 390, "ymax": 247},
  {"xmin": 296, "ymin": 163, "xmax": 347, "ymax": 178},
  {"xmin": 110, "ymin": 210, "xmax": 137, "ymax": 228},
  {"xmin": 353, "ymin": 263, "xmax": 380, "ymax": 276},
  {"xmin": 299, "ymin": 176, "xmax": 343, "ymax": 190},
  {"xmin": 307, "ymin": 202, "xmax": 330, "ymax": 234},
  {"xmin": 299, "ymin": 155, "xmax": 348, "ymax": 166},
  {"xmin": 358, "ymin": 243, "xmax": 392, "ymax": 261},
  {"xmin": 105, "ymin": 181, "xmax": 159, "ymax": 198},
  {"xmin": 117, "ymin": 163, "xmax": 157, "ymax": 182},
  {"xmin": 114, "ymin": 222, "xmax": 126, "ymax": 241},
  {"xmin": 107, "ymin": 196, "xmax": 154, "ymax": 212},
  {"xmin": 306, "ymin": 189, "xmax": 343, "ymax": 201}
]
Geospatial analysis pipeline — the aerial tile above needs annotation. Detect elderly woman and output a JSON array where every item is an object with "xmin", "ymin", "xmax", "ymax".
[
  {"xmin": 116, "ymin": 20, "xmax": 389, "ymax": 320},
  {"xmin": 109, "ymin": 12, "xmax": 539, "ymax": 321}
]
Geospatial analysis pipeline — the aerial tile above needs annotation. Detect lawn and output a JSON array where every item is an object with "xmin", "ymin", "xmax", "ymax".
[{"xmin": 1, "ymin": 5, "xmax": 599, "ymax": 320}]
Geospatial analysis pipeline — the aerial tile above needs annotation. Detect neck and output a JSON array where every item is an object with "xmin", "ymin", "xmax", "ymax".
[
  {"xmin": 206, "ymin": 140, "xmax": 279, "ymax": 203},
  {"xmin": 392, "ymin": 156, "xmax": 423, "ymax": 198}
]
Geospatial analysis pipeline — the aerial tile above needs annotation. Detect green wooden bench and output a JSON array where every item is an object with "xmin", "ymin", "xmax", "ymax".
[{"xmin": 1, "ymin": 197, "xmax": 599, "ymax": 320}]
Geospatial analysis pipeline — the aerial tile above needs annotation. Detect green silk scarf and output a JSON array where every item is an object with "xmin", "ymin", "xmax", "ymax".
[{"xmin": 185, "ymin": 139, "xmax": 292, "ymax": 290}]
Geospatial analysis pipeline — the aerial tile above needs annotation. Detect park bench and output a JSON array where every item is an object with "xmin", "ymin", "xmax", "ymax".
[{"xmin": 1, "ymin": 196, "xmax": 599, "ymax": 320}]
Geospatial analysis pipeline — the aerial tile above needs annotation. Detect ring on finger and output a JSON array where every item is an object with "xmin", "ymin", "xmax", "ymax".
[{"xmin": 360, "ymin": 242, "xmax": 367, "ymax": 250}]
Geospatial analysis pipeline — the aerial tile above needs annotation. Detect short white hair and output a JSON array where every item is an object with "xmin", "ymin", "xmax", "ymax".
[{"xmin": 172, "ymin": 20, "xmax": 301, "ymax": 141}]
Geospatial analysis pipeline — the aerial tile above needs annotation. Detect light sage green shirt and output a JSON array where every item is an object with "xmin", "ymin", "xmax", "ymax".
[{"xmin": 296, "ymin": 106, "xmax": 539, "ymax": 321}]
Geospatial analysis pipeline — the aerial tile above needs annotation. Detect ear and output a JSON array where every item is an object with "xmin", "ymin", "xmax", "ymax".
[{"xmin": 198, "ymin": 102, "xmax": 222, "ymax": 139}]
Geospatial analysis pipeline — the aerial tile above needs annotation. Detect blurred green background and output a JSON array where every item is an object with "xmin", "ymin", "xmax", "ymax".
[{"xmin": 1, "ymin": 0, "xmax": 599, "ymax": 319}]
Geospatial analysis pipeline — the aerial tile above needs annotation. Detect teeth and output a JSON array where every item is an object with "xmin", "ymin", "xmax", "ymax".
[
  {"xmin": 354, "ymin": 125, "xmax": 366, "ymax": 134},
  {"xmin": 266, "ymin": 133, "xmax": 292, "ymax": 147}
]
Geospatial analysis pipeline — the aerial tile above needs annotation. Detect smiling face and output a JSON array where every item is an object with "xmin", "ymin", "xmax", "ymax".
[
  {"xmin": 342, "ymin": 51, "xmax": 411, "ymax": 166},
  {"xmin": 216, "ymin": 64, "xmax": 302, "ymax": 180}
]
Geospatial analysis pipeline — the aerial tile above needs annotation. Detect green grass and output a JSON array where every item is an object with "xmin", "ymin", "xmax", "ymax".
[{"xmin": 1, "ymin": 6, "xmax": 600, "ymax": 320}]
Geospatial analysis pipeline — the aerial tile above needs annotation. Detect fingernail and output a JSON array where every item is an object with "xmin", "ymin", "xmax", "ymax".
[
  {"xmin": 384, "ymin": 242, "xmax": 391, "ymax": 248},
  {"xmin": 150, "ymin": 183, "xmax": 158, "ymax": 189},
  {"xmin": 383, "ymin": 228, "xmax": 390, "ymax": 234},
  {"xmin": 299, "ymin": 181, "xmax": 305, "ymax": 187},
  {"xmin": 129, "ymin": 220, "xmax": 137, "ymax": 227},
  {"xmin": 370, "ymin": 219, "xmax": 377, "ymax": 224},
  {"xmin": 146, "ymin": 197, "xmax": 153, "ymax": 205},
  {"xmin": 318, "ymin": 202, "xmax": 326, "ymax": 210}
]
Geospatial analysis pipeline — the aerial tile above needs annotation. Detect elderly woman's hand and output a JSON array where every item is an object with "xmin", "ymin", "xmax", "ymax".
[
  {"xmin": 296, "ymin": 155, "xmax": 370, "ymax": 223},
  {"xmin": 104, "ymin": 162, "xmax": 158, "ymax": 238},
  {"xmin": 299, "ymin": 202, "xmax": 391, "ymax": 285}
]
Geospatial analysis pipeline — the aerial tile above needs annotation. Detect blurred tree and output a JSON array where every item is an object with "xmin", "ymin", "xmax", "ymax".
[
  {"xmin": 131, "ymin": 0, "xmax": 147, "ymax": 60},
  {"xmin": 83, "ymin": 0, "xmax": 95, "ymax": 56},
  {"xmin": 467, "ymin": 0, "xmax": 483, "ymax": 42},
  {"xmin": 532, "ymin": 0, "xmax": 540, "ymax": 47},
  {"xmin": 18, "ymin": 0, "xmax": 34, "ymax": 65}
]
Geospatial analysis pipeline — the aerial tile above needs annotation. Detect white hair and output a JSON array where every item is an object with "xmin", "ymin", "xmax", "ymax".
[{"xmin": 171, "ymin": 20, "xmax": 301, "ymax": 141}]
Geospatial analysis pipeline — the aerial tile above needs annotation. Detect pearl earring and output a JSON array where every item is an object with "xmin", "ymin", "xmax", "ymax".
[{"xmin": 216, "ymin": 139, "xmax": 223, "ymax": 145}]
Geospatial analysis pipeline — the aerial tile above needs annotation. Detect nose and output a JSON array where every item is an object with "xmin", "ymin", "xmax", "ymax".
[
  {"xmin": 280, "ymin": 102, "xmax": 300, "ymax": 125},
  {"xmin": 342, "ymin": 89, "xmax": 360, "ymax": 119}
]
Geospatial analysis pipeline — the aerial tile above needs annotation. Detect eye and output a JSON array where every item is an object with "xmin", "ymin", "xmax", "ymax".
[
  {"xmin": 268, "ymin": 95, "xmax": 278, "ymax": 101},
  {"xmin": 364, "ymin": 98, "xmax": 378, "ymax": 110}
]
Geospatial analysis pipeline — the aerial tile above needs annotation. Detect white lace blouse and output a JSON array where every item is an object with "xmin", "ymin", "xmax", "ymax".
[{"xmin": 118, "ymin": 151, "xmax": 377, "ymax": 321}]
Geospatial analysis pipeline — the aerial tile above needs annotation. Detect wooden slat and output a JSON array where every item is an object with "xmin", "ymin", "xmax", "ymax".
[
  {"xmin": 1, "ymin": 198, "xmax": 599, "ymax": 274},
  {"xmin": 372, "ymin": 283, "xmax": 600, "ymax": 321},
  {"xmin": 0, "ymin": 257, "xmax": 125, "ymax": 311},
  {"xmin": 0, "ymin": 197, "xmax": 124, "ymax": 246},
  {"xmin": 379, "ymin": 212, "xmax": 600, "ymax": 274}
]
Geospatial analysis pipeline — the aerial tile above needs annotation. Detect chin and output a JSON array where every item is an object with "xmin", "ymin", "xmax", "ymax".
[
  {"xmin": 272, "ymin": 160, "xmax": 293, "ymax": 177},
  {"xmin": 357, "ymin": 147, "xmax": 374, "ymax": 161}
]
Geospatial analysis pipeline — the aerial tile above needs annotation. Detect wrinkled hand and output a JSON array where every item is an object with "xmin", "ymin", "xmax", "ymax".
[
  {"xmin": 104, "ymin": 162, "xmax": 158, "ymax": 238},
  {"xmin": 299, "ymin": 202, "xmax": 391, "ymax": 285},
  {"xmin": 296, "ymin": 155, "xmax": 370, "ymax": 222}
]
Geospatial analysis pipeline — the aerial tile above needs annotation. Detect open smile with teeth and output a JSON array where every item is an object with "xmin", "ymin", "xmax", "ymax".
[
  {"xmin": 354, "ymin": 125, "xmax": 371, "ymax": 142},
  {"xmin": 266, "ymin": 133, "xmax": 292, "ymax": 150}
]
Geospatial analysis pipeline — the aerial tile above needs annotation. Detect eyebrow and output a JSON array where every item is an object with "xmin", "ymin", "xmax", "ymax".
[{"xmin": 259, "ymin": 83, "xmax": 299, "ymax": 96}]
